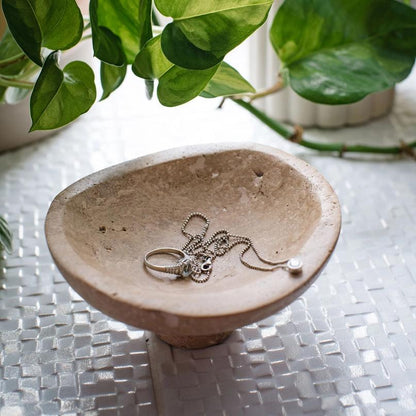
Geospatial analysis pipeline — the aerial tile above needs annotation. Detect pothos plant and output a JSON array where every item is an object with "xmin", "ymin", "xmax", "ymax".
[
  {"xmin": 0, "ymin": 0, "xmax": 416, "ymax": 251},
  {"xmin": 1, "ymin": 0, "xmax": 416, "ymax": 142}
]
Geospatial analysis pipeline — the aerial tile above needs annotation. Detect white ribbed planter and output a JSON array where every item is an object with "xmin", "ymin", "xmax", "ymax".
[{"xmin": 249, "ymin": 1, "xmax": 395, "ymax": 128}]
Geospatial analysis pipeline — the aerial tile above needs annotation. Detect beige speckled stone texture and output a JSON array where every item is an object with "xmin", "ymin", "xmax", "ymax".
[{"xmin": 45, "ymin": 143, "xmax": 341, "ymax": 348}]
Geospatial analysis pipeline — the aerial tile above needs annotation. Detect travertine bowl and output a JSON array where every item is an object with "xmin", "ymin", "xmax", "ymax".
[{"xmin": 45, "ymin": 143, "xmax": 341, "ymax": 348}]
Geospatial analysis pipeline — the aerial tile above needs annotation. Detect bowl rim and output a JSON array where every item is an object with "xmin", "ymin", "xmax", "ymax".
[{"xmin": 45, "ymin": 142, "xmax": 341, "ymax": 335}]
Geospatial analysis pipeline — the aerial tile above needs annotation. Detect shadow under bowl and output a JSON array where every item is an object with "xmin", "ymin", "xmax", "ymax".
[{"xmin": 45, "ymin": 143, "xmax": 341, "ymax": 348}]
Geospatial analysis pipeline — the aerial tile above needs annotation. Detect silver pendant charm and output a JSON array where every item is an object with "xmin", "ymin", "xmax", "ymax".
[
  {"xmin": 286, "ymin": 257, "xmax": 303, "ymax": 274},
  {"xmin": 144, "ymin": 213, "xmax": 303, "ymax": 283}
]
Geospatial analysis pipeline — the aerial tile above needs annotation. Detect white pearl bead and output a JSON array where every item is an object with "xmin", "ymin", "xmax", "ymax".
[{"xmin": 287, "ymin": 257, "xmax": 303, "ymax": 274}]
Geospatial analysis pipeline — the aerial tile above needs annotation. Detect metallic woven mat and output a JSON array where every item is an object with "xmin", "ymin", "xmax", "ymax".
[{"xmin": 1, "ymin": 70, "xmax": 415, "ymax": 415}]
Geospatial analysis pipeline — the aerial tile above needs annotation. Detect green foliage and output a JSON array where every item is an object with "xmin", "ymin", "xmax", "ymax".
[
  {"xmin": 138, "ymin": 0, "xmax": 154, "ymax": 98},
  {"xmin": 270, "ymin": 0, "xmax": 416, "ymax": 104},
  {"xmin": 132, "ymin": 35, "xmax": 254, "ymax": 106},
  {"xmin": 2, "ymin": 0, "xmax": 83, "ymax": 66},
  {"xmin": 132, "ymin": 35, "xmax": 171, "ymax": 80},
  {"xmin": 93, "ymin": 0, "xmax": 143, "ymax": 64},
  {"xmin": 201, "ymin": 63, "xmax": 255, "ymax": 98},
  {"xmin": 0, "ymin": 29, "xmax": 36, "ymax": 104},
  {"xmin": 0, "ymin": 0, "xmax": 415, "ymax": 130},
  {"xmin": 0, "ymin": 30, "xmax": 27, "ymax": 76},
  {"xmin": 138, "ymin": 0, "xmax": 153, "ymax": 50},
  {"xmin": 161, "ymin": 23, "xmax": 222, "ymax": 70},
  {"xmin": 100, "ymin": 62, "xmax": 127, "ymax": 101},
  {"xmin": 2, "ymin": 0, "xmax": 43, "ymax": 66},
  {"xmin": 158, "ymin": 64, "xmax": 220, "ymax": 106},
  {"xmin": 30, "ymin": 51, "xmax": 96, "ymax": 130},
  {"xmin": 0, "ymin": 216, "xmax": 13, "ymax": 254},
  {"xmin": 156, "ymin": 0, "xmax": 274, "ymax": 69},
  {"xmin": 89, "ymin": 0, "xmax": 126, "ymax": 66}
]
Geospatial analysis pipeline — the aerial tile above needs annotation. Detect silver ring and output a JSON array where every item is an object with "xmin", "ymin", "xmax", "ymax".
[{"xmin": 144, "ymin": 248, "xmax": 193, "ymax": 277}]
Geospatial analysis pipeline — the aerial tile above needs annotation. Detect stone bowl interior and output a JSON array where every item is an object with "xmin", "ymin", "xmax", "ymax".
[{"xmin": 45, "ymin": 143, "xmax": 341, "ymax": 345}]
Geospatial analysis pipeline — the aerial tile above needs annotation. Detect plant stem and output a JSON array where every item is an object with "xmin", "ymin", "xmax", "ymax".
[
  {"xmin": 0, "ymin": 76, "xmax": 34, "ymax": 89},
  {"xmin": 0, "ymin": 54, "xmax": 26, "ymax": 68},
  {"xmin": 248, "ymin": 75, "xmax": 284, "ymax": 102},
  {"xmin": 229, "ymin": 75, "xmax": 285, "ymax": 102},
  {"xmin": 81, "ymin": 33, "xmax": 92, "ymax": 41},
  {"xmin": 232, "ymin": 98, "xmax": 416, "ymax": 156}
]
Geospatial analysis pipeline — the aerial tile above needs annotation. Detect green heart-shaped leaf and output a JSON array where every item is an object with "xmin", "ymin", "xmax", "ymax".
[
  {"xmin": 134, "ymin": 36, "xmax": 218, "ymax": 105},
  {"xmin": 158, "ymin": 64, "xmax": 220, "ymax": 106},
  {"xmin": 90, "ymin": 0, "xmax": 126, "ymax": 66},
  {"xmin": 94, "ymin": 0, "xmax": 147, "ymax": 64},
  {"xmin": 133, "ymin": 36, "xmax": 172, "ymax": 80},
  {"xmin": 161, "ymin": 22, "xmax": 222, "ymax": 70},
  {"xmin": 2, "ymin": 0, "xmax": 83, "ymax": 66},
  {"xmin": 100, "ymin": 61, "xmax": 127, "ymax": 101},
  {"xmin": 30, "ymin": 52, "xmax": 96, "ymax": 131},
  {"xmin": 156, "ymin": 0, "xmax": 273, "ymax": 69},
  {"xmin": 270, "ymin": 0, "xmax": 416, "ymax": 104},
  {"xmin": 133, "ymin": 35, "xmax": 254, "ymax": 106},
  {"xmin": 200, "ymin": 62, "xmax": 255, "ymax": 98},
  {"xmin": 34, "ymin": 0, "xmax": 83, "ymax": 51},
  {"xmin": 2, "ymin": 0, "xmax": 43, "ymax": 65},
  {"xmin": 133, "ymin": 35, "xmax": 171, "ymax": 99}
]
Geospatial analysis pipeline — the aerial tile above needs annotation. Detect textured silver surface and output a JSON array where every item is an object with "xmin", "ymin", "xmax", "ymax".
[
  {"xmin": 149, "ymin": 152, "xmax": 416, "ymax": 415},
  {"xmin": 0, "ymin": 130, "xmax": 157, "ymax": 415},
  {"xmin": 1, "ymin": 58, "xmax": 416, "ymax": 415}
]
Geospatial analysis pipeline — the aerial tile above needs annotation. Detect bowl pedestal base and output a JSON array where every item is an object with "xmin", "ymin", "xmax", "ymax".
[{"xmin": 156, "ymin": 331, "xmax": 232, "ymax": 349}]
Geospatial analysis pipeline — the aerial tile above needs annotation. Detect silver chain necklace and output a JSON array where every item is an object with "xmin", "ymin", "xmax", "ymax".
[{"xmin": 144, "ymin": 212, "xmax": 303, "ymax": 283}]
